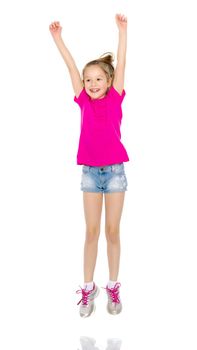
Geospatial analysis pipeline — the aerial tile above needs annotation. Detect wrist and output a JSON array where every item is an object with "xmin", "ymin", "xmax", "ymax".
[
  {"xmin": 118, "ymin": 28, "xmax": 127, "ymax": 35},
  {"xmin": 52, "ymin": 33, "xmax": 62, "ymax": 40}
]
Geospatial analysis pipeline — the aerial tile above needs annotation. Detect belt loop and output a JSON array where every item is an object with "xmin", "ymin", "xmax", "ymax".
[{"xmin": 84, "ymin": 165, "xmax": 90, "ymax": 171}]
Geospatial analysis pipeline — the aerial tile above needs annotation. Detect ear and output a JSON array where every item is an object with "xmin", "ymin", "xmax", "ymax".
[{"xmin": 107, "ymin": 77, "xmax": 112, "ymax": 87}]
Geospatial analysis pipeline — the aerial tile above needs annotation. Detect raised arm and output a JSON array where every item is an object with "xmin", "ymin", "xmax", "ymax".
[
  {"xmin": 113, "ymin": 14, "xmax": 127, "ymax": 94},
  {"xmin": 49, "ymin": 21, "xmax": 83, "ymax": 97}
]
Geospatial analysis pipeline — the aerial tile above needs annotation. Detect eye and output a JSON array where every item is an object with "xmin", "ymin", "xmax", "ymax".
[
  {"xmin": 86, "ymin": 79, "xmax": 90, "ymax": 82},
  {"xmin": 97, "ymin": 78, "xmax": 102, "ymax": 81}
]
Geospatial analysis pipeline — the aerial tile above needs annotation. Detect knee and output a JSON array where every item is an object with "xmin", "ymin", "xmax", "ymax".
[
  {"xmin": 85, "ymin": 227, "xmax": 100, "ymax": 244},
  {"xmin": 105, "ymin": 226, "xmax": 120, "ymax": 244}
]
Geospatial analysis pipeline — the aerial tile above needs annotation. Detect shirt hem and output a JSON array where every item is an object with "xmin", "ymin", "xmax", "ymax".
[{"xmin": 77, "ymin": 158, "xmax": 130, "ymax": 166}]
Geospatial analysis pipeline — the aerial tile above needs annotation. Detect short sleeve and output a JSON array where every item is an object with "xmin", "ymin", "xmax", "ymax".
[
  {"xmin": 74, "ymin": 88, "xmax": 88, "ymax": 108},
  {"xmin": 109, "ymin": 86, "xmax": 126, "ymax": 104}
]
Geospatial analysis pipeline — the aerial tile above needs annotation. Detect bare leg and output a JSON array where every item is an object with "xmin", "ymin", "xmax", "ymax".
[
  {"xmin": 104, "ymin": 192, "xmax": 125, "ymax": 281},
  {"xmin": 83, "ymin": 192, "xmax": 103, "ymax": 283}
]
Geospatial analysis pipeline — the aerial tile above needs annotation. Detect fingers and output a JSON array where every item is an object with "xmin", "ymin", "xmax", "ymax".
[
  {"xmin": 116, "ymin": 13, "xmax": 127, "ymax": 23},
  {"xmin": 49, "ymin": 21, "xmax": 61, "ymax": 31}
]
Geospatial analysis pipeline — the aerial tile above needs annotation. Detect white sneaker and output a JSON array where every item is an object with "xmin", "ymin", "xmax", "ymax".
[
  {"xmin": 105, "ymin": 283, "xmax": 122, "ymax": 315},
  {"xmin": 76, "ymin": 283, "xmax": 99, "ymax": 318}
]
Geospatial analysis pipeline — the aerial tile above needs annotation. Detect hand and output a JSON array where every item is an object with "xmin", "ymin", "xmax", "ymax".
[
  {"xmin": 49, "ymin": 21, "xmax": 62, "ymax": 38},
  {"xmin": 115, "ymin": 14, "xmax": 127, "ymax": 31}
]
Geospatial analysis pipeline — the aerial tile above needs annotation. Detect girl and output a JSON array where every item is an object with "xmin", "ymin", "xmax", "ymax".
[{"xmin": 49, "ymin": 14, "xmax": 129, "ymax": 317}]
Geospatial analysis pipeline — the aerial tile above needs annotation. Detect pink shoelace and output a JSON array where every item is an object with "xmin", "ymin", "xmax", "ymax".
[
  {"xmin": 76, "ymin": 286, "xmax": 93, "ymax": 306},
  {"xmin": 105, "ymin": 282, "xmax": 121, "ymax": 303}
]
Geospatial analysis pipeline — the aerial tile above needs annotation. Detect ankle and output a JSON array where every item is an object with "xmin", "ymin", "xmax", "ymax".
[
  {"xmin": 107, "ymin": 280, "xmax": 118, "ymax": 289},
  {"xmin": 84, "ymin": 281, "xmax": 94, "ymax": 291}
]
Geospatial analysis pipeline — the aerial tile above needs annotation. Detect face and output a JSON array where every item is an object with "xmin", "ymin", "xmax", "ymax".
[{"xmin": 83, "ymin": 65, "xmax": 111, "ymax": 100}]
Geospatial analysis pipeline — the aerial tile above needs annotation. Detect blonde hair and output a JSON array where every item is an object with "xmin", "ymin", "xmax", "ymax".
[{"xmin": 82, "ymin": 52, "xmax": 115, "ymax": 83}]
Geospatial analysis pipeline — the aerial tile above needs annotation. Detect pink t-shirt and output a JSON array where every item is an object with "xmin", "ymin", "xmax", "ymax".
[{"xmin": 74, "ymin": 85, "xmax": 129, "ymax": 166}]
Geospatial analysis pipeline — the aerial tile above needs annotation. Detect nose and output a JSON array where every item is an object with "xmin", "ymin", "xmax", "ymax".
[{"xmin": 91, "ymin": 80, "xmax": 97, "ymax": 87}]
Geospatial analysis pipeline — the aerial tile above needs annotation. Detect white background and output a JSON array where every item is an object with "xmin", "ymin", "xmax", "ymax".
[{"xmin": 0, "ymin": 0, "xmax": 197, "ymax": 349}]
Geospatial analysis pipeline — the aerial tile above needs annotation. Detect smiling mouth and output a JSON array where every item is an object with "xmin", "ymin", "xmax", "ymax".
[{"xmin": 90, "ymin": 88, "xmax": 100, "ymax": 93}]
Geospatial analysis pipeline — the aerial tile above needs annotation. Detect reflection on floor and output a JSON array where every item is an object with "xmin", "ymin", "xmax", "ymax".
[{"xmin": 78, "ymin": 336, "xmax": 122, "ymax": 350}]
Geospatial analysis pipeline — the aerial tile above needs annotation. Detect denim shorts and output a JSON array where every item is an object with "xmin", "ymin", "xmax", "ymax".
[{"xmin": 80, "ymin": 163, "xmax": 128, "ymax": 193}]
